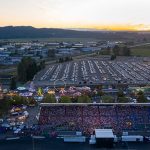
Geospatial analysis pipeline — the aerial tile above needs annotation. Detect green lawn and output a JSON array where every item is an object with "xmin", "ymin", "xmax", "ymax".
[{"xmin": 131, "ymin": 45, "xmax": 150, "ymax": 56}]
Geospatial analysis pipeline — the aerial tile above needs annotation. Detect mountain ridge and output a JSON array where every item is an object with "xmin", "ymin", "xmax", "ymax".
[{"xmin": 0, "ymin": 26, "xmax": 150, "ymax": 39}]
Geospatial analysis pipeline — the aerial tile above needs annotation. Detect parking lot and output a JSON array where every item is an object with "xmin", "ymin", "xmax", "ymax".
[{"xmin": 34, "ymin": 57, "xmax": 150, "ymax": 86}]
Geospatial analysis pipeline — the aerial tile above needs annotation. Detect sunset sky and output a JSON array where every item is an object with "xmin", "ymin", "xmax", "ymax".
[{"xmin": 1, "ymin": 0, "xmax": 150, "ymax": 31}]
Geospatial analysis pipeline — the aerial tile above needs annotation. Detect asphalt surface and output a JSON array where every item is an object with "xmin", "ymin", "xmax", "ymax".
[
  {"xmin": 0, "ymin": 138, "xmax": 150, "ymax": 150},
  {"xmin": 34, "ymin": 57, "xmax": 150, "ymax": 87},
  {"xmin": 25, "ymin": 106, "xmax": 39, "ymax": 127}
]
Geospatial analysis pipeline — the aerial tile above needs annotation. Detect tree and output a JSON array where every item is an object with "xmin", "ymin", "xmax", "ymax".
[
  {"xmin": 137, "ymin": 91, "xmax": 144, "ymax": 95},
  {"xmin": 137, "ymin": 91, "xmax": 147, "ymax": 103},
  {"xmin": 0, "ymin": 96, "xmax": 11, "ymax": 117},
  {"xmin": 122, "ymin": 46, "xmax": 131, "ymax": 56},
  {"xmin": 10, "ymin": 77, "xmax": 17, "ymax": 90},
  {"xmin": 39, "ymin": 60, "xmax": 45, "ymax": 70},
  {"xmin": 58, "ymin": 57, "xmax": 72, "ymax": 63},
  {"xmin": 43, "ymin": 94, "xmax": 56, "ymax": 103},
  {"xmin": 117, "ymin": 90, "xmax": 125, "ymax": 97},
  {"xmin": 110, "ymin": 54, "xmax": 116, "ymax": 60},
  {"xmin": 112, "ymin": 45, "xmax": 120, "ymax": 56},
  {"xmin": 27, "ymin": 97, "xmax": 37, "ymax": 106},
  {"xmin": 26, "ymin": 60, "xmax": 38, "ymax": 81},
  {"xmin": 97, "ymin": 90, "xmax": 104, "ymax": 96},
  {"xmin": 10, "ymin": 95, "xmax": 27, "ymax": 106},
  {"xmin": 59, "ymin": 58, "xmax": 64, "ymax": 63},
  {"xmin": 65, "ymin": 57, "xmax": 69, "ymax": 61},
  {"xmin": 77, "ymin": 95, "xmax": 91, "ymax": 103},
  {"xmin": 60, "ymin": 96, "xmax": 72, "ymax": 103},
  {"xmin": 118, "ymin": 97, "xmax": 129, "ymax": 103},
  {"xmin": 101, "ymin": 96, "xmax": 114, "ymax": 103},
  {"xmin": 106, "ymin": 46, "xmax": 111, "ymax": 55},
  {"xmin": 17, "ymin": 62, "xmax": 26, "ymax": 82},
  {"xmin": 17, "ymin": 57, "xmax": 38, "ymax": 82},
  {"xmin": 117, "ymin": 90, "xmax": 129, "ymax": 103}
]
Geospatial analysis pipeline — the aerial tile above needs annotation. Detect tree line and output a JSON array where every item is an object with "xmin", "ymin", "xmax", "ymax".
[
  {"xmin": 17, "ymin": 57, "xmax": 45, "ymax": 83},
  {"xmin": 112, "ymin": 45, "xmax": 131, "ymax": 56},
  {"xmin": 98, "ymin": 45, "xmax": 131, "ymax": 60},
  {"xmin": 58, "ymin": 56, "xmax": 73, "ymax": 63}
]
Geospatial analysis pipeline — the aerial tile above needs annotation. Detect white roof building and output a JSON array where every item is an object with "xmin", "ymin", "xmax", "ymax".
[{"xmin": 95, "ymin": 129, "xmax": 114, "ymax": 139}]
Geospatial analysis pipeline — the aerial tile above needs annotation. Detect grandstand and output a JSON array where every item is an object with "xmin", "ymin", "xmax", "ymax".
[{"xmin": 38, "ymin": 104, "xmax": 150, "ymax": 136}]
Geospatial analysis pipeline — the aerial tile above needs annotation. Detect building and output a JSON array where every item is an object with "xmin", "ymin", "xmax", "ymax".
[{"xmin": 95, "ymin": 129, "xmax": 114, "ymax": 148}]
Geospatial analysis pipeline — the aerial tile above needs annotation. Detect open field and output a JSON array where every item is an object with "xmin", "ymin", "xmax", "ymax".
[{"xmin": 131, "ymin": 45, "xmax": 150, "ymax": 56}]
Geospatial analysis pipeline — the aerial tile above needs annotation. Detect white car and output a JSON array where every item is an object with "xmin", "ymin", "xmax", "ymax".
[
  {"xmin": 23, "ymin": 111, "xmax": 29, "ymax": 117},
  {"xmin": 147, "ymin": 96, "xmax": 150, "ymax": 101},
  {"xmin": 1, "ymin": 123, "xmax": 10, "ymax": 128},
  {"xmin": 22, "ymin": 105, "xmax": 27, "ymax": 110},
  {"xmin": 0, "ymin": 119, "xmax": 3, "ymax": 123},
  {"xmin": 132, "ymin": 99, "xmax": 137, "ymax": 103},
  {"xmin": 14, "ymin": 128, "xmax": 21, "ymax": 134}
]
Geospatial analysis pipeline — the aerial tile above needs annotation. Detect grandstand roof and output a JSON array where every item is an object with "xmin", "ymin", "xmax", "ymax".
[{"xmin": 95, "ymin": 129, "xmax": 114, "ymax": 139}]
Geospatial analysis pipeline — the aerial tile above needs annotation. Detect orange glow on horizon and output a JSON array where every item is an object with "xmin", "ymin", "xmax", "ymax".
[
  {"xmin": 1, "ymin": 0, "xmax": 150, "ymax": 32},
  {"xmin": 1, "ymin": 20, "xmax": 150, "ymax": 31}
]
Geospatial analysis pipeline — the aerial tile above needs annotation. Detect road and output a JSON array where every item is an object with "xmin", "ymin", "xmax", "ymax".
[
  {"xmin": 25, "ymin": 106, "xmax": 39, "ymax": 127},
  {"xmin": 0, "ymin": 68, "xmax": 16, "ymax": 74},
  {"xmin": 129, "ymin": 43, "xmax": 150, "ymax": 48}
]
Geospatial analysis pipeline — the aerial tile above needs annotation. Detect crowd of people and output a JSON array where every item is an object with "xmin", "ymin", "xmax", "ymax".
[{"xmin": 39, "ymin": 105, "xmax": 150, "ymax": 135}]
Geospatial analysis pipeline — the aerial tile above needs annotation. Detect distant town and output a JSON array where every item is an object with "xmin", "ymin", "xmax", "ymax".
[{"xmin": 0, "ymin": 39, "xmax": 129, "ymax": 65}]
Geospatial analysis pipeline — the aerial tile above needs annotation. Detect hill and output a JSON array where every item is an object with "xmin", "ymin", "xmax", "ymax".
[{"xmin": 0, "ymin": 26, "xmax": 149, "ymax": 40}]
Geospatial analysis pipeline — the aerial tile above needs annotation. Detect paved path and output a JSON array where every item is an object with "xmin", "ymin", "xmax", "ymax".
[{"xmin": 25, "ymin": 106, "xmax": 40, "ymax": 127}]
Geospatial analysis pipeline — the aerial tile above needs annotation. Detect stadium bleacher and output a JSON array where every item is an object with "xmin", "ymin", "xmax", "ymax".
[{"xmin": 38, "ymin": 105, "xmax": 150, "ymax": 135}]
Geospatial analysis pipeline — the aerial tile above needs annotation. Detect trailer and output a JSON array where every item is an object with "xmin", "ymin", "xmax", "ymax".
[
  {"xmin": 122, "ymin": 135, "xmax": 143, "ymax": 142},
  {"xmin": 64, "ymin": 136, "xmax": 86, "ymax": 143}
]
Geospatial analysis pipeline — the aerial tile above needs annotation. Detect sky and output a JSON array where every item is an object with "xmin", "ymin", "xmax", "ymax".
[{"xmin": 0, "ymin": 0, "xmax": 150, "ymax": 31}]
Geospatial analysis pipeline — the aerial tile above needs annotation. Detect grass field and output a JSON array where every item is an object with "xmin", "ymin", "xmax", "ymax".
[{"xmin": 131, "ymin": 45, "xmax": 150, "ymax": 56}]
